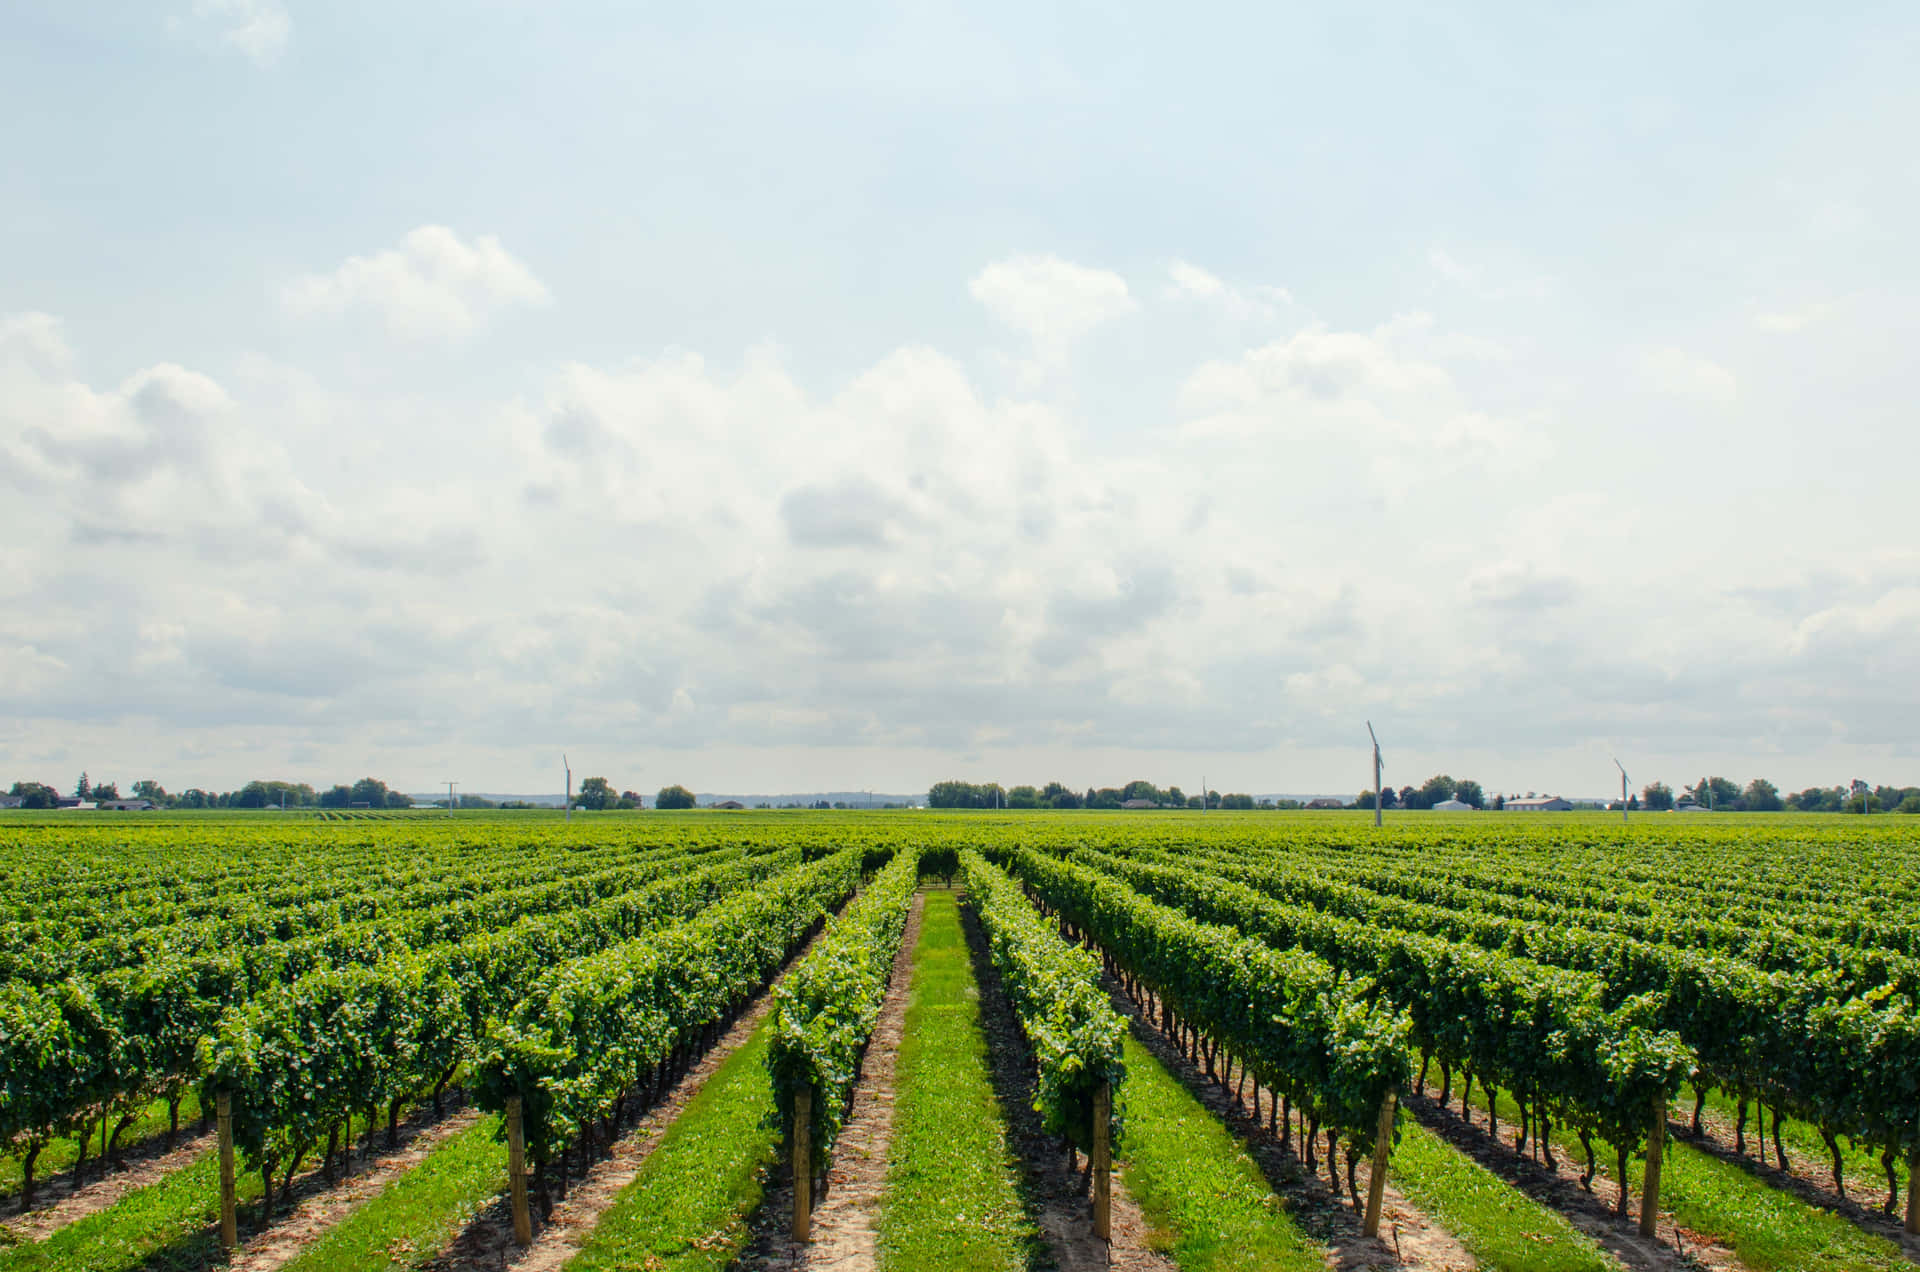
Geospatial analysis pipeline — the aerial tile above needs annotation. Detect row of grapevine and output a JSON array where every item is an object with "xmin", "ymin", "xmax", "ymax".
[
  {"xmin": 765, "ymin": 848, "xmax": 923, "ymax": 1173},
  {"xmin": 1009, "ymin": 849, "xmax": 1410, "ymax": 1156},
  {"xmin": 958, "ymin": 851, "xmax": 1126, "ymax": 1150},
  {"xmin": 1106, "ymin": 842, "xmax": 1920, "ymax": 1172},
  {"xmin": 474, "ymin": 846, "xmax": 868, "ymax": 1171},
  {"xmin": 1053, "ymin": 847, "xmax": 1690, "ymax": 1166}
]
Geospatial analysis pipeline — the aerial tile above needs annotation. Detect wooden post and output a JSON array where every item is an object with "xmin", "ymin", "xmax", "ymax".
[
  {"xmin": 217, "ymin": 1092, "xmax": 237, "ymax": 1249},
  {"xmin": 507, "ymin": 1096, "xmax": 532, "ymax": 1247},
  {"xmin": 1639, "ymin": 1095, "xmax": 1666, "ymax": 1238},
  {"xmin": 1093, "ymin": 1083, "xmax": 1111, "ymax": 1241},
  {"xmin": 1363, "ymin": 1090, "xmax": 1395, "ymax": 1237},
  {"xmin": 1906, "ymin": 1146, "xmax": 1918, "ymax": 1235},
  {"xmin": 792, "ymin": 1087, "xmax": 812, "ymax": 1241}
]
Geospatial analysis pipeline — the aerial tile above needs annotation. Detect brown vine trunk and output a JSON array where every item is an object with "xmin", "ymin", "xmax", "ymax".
[
  {"xmin": 1735, "ymin": 1096, "xmax": 1748, "ymax": 1154},
  {"xmin": 20, "ymin": 1142, "xmax": 41, "ymax": 1208},
  {"xmin": 167, "ymin": 1098, "xmax": 182, "ymax": 1151},
  {"xmin": 1325, "ymin": 1130, "xmax": 1340, "ymax": 1194},
  {"xmin": 72, "ymin": 1117, "xmax": 92, "ymax": 1190},
  {"xmin": 1691, "ymin": 1087, "xmax": 1706, "ymax": 1137},
  {"xmin": 1579, "ymin": 1128, "xmax": 1596, "ymax": 1190},
  {"xmin": 1821, "ymin": 1127, "xmax": 1845, "ymax": 1196},
  {"xmin": 1614, "ymin": 1146, "xmax": 1630, "ymax": 1215}
]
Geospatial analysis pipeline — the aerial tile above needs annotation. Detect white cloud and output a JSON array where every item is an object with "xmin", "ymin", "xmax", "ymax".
[
  {"xmin": 1427, "ymin": 246, "xmax": 1552, "ymax": 301},
  {"xmin": 177, "ymin": 0, "xmax": 290, "ymax": 66},
  {"xmin": 283, "ymin": 226, "xmax": 551, "ymax": 342},
  {"xmin": 1754, "ymin": 302, "xmax": 1835, "ymax": 333},
  {"xmin": 969, "ymin": 255, "xmax": 1135, "ymax": 352},
  {"xmin": 1164, "ymin": 260, "xmax": 1290, "ymax": 320},
  {"xmin": 1638, "ymin": 346, "xmax": 1737, "ymax": 404}
]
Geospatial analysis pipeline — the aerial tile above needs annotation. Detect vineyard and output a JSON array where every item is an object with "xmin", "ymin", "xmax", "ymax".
[{"xmin": 1, "ymin": 810, "xmax": 1917, "ymax": 1272}]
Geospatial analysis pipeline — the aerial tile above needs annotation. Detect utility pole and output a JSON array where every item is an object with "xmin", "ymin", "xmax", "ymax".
[
  {"xmin": 1368, "ymin": 722, "xmax": 1384, "ymax": 828},
  {"xmin": 563, "ymin": 755, "xmax": 572, "ymax": 824},
  {"xmin": 446, "ymin": 781, "xmax": 458, "ymax": 811},
  {"xmin": 1613, "ymin": 759, "xmax": 1628, "ymax": 825}
]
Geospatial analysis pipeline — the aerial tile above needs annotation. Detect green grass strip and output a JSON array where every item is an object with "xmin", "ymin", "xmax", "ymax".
[
  {"xmin": 1457, "ymin": 1085, "xmax": 1907, "ymax": 1272},
  {"xmin": 1114, "ymin": 1033, "xmax": 1325, "ymax": 1272},
  {"xmin": 1388, "ymin": 1119, "xmax": 1615, "ymax": 1272},
  {"xmin": 1688, "ymin": 1083, "xmax": 1908, "ymax": 1200},
  {"xmin": 877, "ymin": 888, "xmax": 1042, "ymax": 1272},
  {"xmin": 278, "ymin": 1113, "xmax": 503, "ymax": 1272},
  {"xmin": 0, "ymin": 1091, "xmax": 204, "ymax": 1200},
  {"xmin": 567, "ymin": 1022, "xmax": 782, "ymax": 1270},
  {"xmin": 0, "ymin": 1142, "xmax": 255, "ymax": 1272}
]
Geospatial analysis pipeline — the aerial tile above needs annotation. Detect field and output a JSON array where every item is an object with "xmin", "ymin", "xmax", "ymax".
[{"xmin": 1, "ymin": 809, "xmax": 1917, "ymax": 1272}]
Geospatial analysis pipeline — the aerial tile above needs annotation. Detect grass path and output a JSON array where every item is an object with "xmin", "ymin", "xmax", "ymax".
[
  {"xmin": 562, "ymin": 1024, "xmax": 783, "ymax": 1271},
  {"xmin": 1113, "ymin": 1033, "xmax": 1328, "ymax": 1272},
  {"xmin": 876, "ymin": 888, "xmax": 1043, "ymax": 1272},
  {"xmin": 1440, "ymin": 1079, "xmax": 1911, "ymax": 1271},
  {"xmin": 0, "ymin": 1141, "xmax": 246, "ymax": 1272},
  {"xmin": 1, "ymin": 1091, "xmax": 205, "ymax": 1208},
  {"xmin": 1388, "ymin": 1118, "xmax": 1619, "ymax": 1272},
  {"xmin": 274, "ymin": 1113, "xmax": 503, "ymax": 1272}
]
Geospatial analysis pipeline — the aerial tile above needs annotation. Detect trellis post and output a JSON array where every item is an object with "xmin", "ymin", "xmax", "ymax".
[
  {"xmin": 1639, "ymin": 1095, "xmax": 1666, "ymax": 1238},
  {"xmin": 1363, "ymin": 1090, "xmax": 1395, "ymax": 1237},
  {"xmin": 1093, "ymin": 1083, "xmax": 1111, "ymax": 1240},
  {"xmin": 792, "ymin": 1087, "xmax": 812, "ymax": 1241},
  {"xmin": 217, "ymin": 1092, "xmax": 237, "ymax": 1249},
  {"xmin": 507, "ymin": 1096, "xmax": 532, "ymax": 1246}
]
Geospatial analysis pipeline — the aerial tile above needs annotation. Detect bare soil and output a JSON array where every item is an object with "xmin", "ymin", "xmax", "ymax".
[
  {"xmin": 424, "ymin": 910, "xmax": 845, "ymax": 1271},
  {"xmin": 1107, "ymin": 977, "xmax": 1471, "ymax": 1272},
  {"xmin": 738, "ymin": 891, "xmax": 926, "ymax": 1272},
  {"xmin": 0, "ymin": 1127, "xmax": 217, "ymax": 1243}
]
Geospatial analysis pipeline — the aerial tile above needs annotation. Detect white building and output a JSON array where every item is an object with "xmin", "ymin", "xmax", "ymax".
[
  {"xmin": 1432, "ymin": 797, "xmax": 1473, "ymax": 811},
  {"xmin": 1505, "ymin": 796, "xmax": 1573, "ymax": 812}
]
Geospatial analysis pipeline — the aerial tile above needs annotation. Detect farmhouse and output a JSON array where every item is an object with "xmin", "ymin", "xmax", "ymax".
[
  {"xmin": 97, "ymin": 798, "xmax": 158, "ymax": 811},
  {"xmin": 0, "ymin": 795, "xmax": 21, "ymax": 809},
  {"xmin": 708, "ymin": 799, "xmax": 746, "ymax": 810},
  {"xmin": 1305, "ymin": 797, "xmax": 1347, "ymax": 810},
  {"xmin": 1505, "ymin": 796, "xmax": 1573, "ymax": 812},
  {"xmin": 1120, "ymin": 798, "xmax": 1158, "ymax": 810},
  {"xmin": 1432, "ymin": 797, "xmax": 1473, "ymax": 811}
]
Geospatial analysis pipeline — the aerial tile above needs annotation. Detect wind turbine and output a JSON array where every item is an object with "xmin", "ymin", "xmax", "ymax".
[
  {"xmin": 1613, "ymin": 758, "xmax": 1629, "ymax": 825},
  {"xmin": 563, "ymin": 755, "xmax": 572, "ymax": 825},
  {"xmin": 1367, "ymin": 722, "xmax": 1384, "ymax": 828},
  {"xmin": 445, "ymin": 780, "xmax": 458, "ymax": 811}
]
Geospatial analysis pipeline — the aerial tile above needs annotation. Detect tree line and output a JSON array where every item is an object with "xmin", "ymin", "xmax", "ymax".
[
  {"xmin": 4, "ymin": 774, "xmax": 416, "ymax": 810},
  {"xmin": 929, "ymin": 779, "xmax": 1292, "ymax": 810}
]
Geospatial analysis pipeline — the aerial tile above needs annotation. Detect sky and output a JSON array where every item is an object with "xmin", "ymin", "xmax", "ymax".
[{"xmin": 3, "ymin": 2, "xmax": 1917, "ymax": 800}]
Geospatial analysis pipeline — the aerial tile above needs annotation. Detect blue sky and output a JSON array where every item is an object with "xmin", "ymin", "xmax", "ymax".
[{"xmin": 3, "ymin": 2, "xmax": 1916, "ymax": 798}]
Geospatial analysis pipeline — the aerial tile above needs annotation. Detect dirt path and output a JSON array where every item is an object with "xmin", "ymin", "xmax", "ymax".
[
  {"xmin": 425, "ymin": 912, "xmax": 844, "ymax": 1272},
  {"xmin": 1405, "ymin": 1086, "xmax": 1742, "ymax": 1272},
  {"xmin": 227, "ymin": 1104, "xmax": 486, "ymax": 1272},
  {"xmin": 741, "ymin": 891, "xmax": 926, "ymax": 1272},
  {"xmin": 1108, "ymin": 979, "xmax": 1472, "ymax": 1272},
  {"xmin": 0, "ymin": 1128, "xmax": 217, "ymax": 1243},
  {"xmin": 1679, "ymin": 1103, "xmax": 1920, "ymax": 1261}
]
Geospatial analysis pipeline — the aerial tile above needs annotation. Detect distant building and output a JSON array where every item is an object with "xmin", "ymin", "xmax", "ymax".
[
  {"xmin": 708, "ymin": 800, "xmax": 746, "ymax": 810},
  {"xmin": 1120, "ymin": 798, "xmax": 1158, "ymax": 810},
  {"xmin": 1432, "ymin": 798, "xmax": 1473, "ymax": 811},
  {"xmin": 0, "ymin": 795, "xmax": 22, "ymax": 809},
  {"xmin": 1305, "ymin": 797, "xmax": 1347, "ymax": 810},
  {"xmin": 1505, "ymin": 796, "xmax": 1573, "ymax": 812},
  {"xmin": 97, "ymin": 799, "xmax": 157, "ymax": 811}
]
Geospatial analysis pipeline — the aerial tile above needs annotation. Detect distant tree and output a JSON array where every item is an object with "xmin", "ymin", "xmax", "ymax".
[
  {"xmin": 132, "ymin": 780, "xmax": 168, "ymax": 804},
  {"xmin": 10, "ymin": 781, "xmax": 58, "ymax": 810},
  {"xmin": 1378, "ymin": 785, "xmax": 1400, "ymax": 810},
  {"xmin": 1398, "ymin": 785, "xmax": 1416, "ymax": 809},
  {"xmin": 1741, "ymin": 778, "xmax": 1782, "ymax": 812},
  {"xmin": 319, "ymin": 784, "xmax": 352, "ymax": 809},
  {"xmin": 1355, "ymin": 790, "xmax": 1380, "ymax": 810},
  {"xmin": 1165, "ymin": 786, "xmax": 1186, "ymax": 807},
  {"xmin": 177, "ymin": 788, "xmax": 211, "ymax": 809},
  {"xmin": 1007, "ymin": 785, "xmax": 1040, "ymax": 809},
  {"xmin": 1641, "ymin": 782, "xmax": 1675, "ymax": 811},
  {"xmin": 573, "ymin": 777, "xmax": 618, "ymax": 811},
  {"xmin": 1491, "ymin": 793, "xmax": 1506, "ymax": 810},
  {"xmin": 350, "ymin": 777, "xmax": 392, "ymax": 808},
  {"xmin": 1898, "ymin": 793, "xmax": 1920, "ymax": 815},
  {"xmin": 656, "ymin": 784, "xmax": 696, "ymax": 810},
  {"xmin": 1404, "ymin": 775, "xmax": 1457, "ymax": 810},
  {"xmin": 1088, "ymin": 788, "xmax": 1123, "ymax": 810},
  {"xmin": 621, "ymin": 790, "xmax": 644, "ymax": 806},
  {"xmin": 1042, "ymin": 781, "xmax": 1083, "ymax": 809},
  {"xmin": 1453, "ymin": 779, "xmax": 1485, "ymax": 809},
  {"xmin": 1845, "ymin": 790, "xmax": 1883, "ymax": 814},
  {"xmin": 1221, "ymin": 793, "xmax": 1255, "ymax": 810},
  {"xmin": 75, "ymin": 772, "xmax": 90, "ymax": 800},
  {"xmin": 1627, "ymin": 794, "xmax": 1640, "ymax": 810},
  {"xmin": 1686, "ymin": 776, "xmax": 1740, "ymax": 811},
  {"xmin": 91, "ymin": 781, "xmax": 120, "ymax": 802}
]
